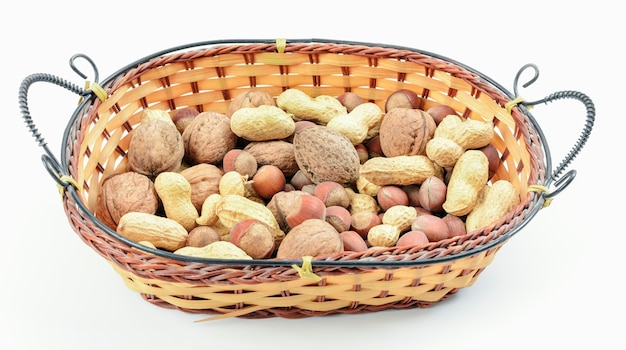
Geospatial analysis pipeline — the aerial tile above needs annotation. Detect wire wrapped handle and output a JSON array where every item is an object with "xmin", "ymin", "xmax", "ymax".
[
  {"xmin": 513, "ymin": 63, "xmax": 595, "ymax": 197},
  {"xmin": 18, "ymin": 54, "xmax": 99, "ymax": 188}
]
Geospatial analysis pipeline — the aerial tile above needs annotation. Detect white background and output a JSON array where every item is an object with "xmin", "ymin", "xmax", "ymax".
[{"xmin": 2, "ymin": 1, "xmax": 621, "ymax": 349}]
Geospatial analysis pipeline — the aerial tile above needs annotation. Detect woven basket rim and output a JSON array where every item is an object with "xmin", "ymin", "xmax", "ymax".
[{"xmin": 60, "ymin": 38, "xmax": 548, "ymax": 269}]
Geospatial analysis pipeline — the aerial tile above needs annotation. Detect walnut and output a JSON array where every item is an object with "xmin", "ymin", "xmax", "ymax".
[
  {"xmin": 182, "ymin": 111, "xmax": 237, "ymax": 165},
  {"xmin": 225, "ymin": 90, "xmax": 276, "ymax": 117},
  {"xmin": 95, "ymin": 172, "xmax": 159, "ymax": 230},
  {"xmin": 292, "ymin": 125, "xmax": 360, "ymax": 185},
  {"xmin": 127, "ymin": 119, "xmax": 184, "ymax": 177},
  {"xmin": 378, "ymin": 108, "xmax": 436, "ymax": 157},
  {"xmin": 244, "ymin": 140, "xmax": 299, "ymax": 177}
]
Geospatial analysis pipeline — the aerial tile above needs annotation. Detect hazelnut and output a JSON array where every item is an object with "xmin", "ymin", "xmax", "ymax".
[
  {"xmin": 251, "ymin": 164, "xmax": 286, "ymax": 200},
  {"xmin": 385, "ymin": 89, "xmax": 422, "ymax": 112}
]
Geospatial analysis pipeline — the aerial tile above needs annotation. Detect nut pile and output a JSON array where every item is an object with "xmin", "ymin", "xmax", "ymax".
[{"xmin": 95, "ymin": 88, "xmax": 521, "ymax": 260}]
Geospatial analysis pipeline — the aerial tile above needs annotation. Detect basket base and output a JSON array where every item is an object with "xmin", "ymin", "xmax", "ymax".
[
  {"xmin": 139, "ymin": 290, "xmax": 461, "ymax": 320},
  {"xmin": 107, "ymin": 244, "xmax": 499, "ymax": 320}
]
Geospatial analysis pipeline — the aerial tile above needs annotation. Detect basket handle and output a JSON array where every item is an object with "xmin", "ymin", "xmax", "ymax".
[
  {"xmin": 513, "ymin": 63, "xmax": 596, "ymax": 200},
  {"xmin": 18, "ymin": 54, "xmax": 100, "ymax": 189}
]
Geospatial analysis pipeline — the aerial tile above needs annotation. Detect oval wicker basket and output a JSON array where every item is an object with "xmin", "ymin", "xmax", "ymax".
[{"xmin": 19, "ymin": 39, "xmax": 594, "ymax": 320}]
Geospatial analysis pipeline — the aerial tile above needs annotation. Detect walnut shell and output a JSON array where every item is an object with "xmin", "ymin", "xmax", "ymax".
[
  {"xmin": 276, "ymin": 219, "xmax": 343, "ymax": 259},
  {"xmin": 293, "ymin": 125, "xmax": 360, "ymax": 185},
  {"xmin": 127, "ymin": 119, "xmax": 185, "ymax": 177},
  {"xmin": 378, "ymin": 108, "xmax": 436, "ymax": 157},
  {"xmin": 244, "ymin": 140, "xmax": 299, "ymax": 177},
  {"xmin": 179, "ymin": 163, "xmax": 224, "ymax": 212},
  {"xmin": 225, "ymin": 90, "xmax": 276, "ymax": 117},
  {"xmin": 95, "ymin": 172, "xmax": 159, "ymax": 230},
  {"xmin": 182, "ymin": 111, "xmax": 237, "ymax": 165}
]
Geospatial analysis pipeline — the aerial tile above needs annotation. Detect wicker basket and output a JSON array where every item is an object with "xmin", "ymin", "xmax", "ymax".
[{"xmin": 19, "ymin": 39, "xmax": 595, "ymax": 320}]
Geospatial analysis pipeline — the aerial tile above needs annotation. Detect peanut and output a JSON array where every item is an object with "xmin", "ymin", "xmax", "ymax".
[
  {"xmin": 154, "ymin": 172, "xmax": 199, "ymax": 232},
  {"xmin": 367, "ymin": 224, "xmax": 400, "ymax": 247},
  {"xmin": 426, "ymin": 114, "xmax": 494, "ymax": 168},
  {"xmin": 465, "ymin": 180, "xmax": 520, "ymax": 232},
  {"xmin": 216, "ymin": 194, "xmax": 284, "ymax": 243},
  {"xmin": 360, "ymin": 155, "xmax": 439, "ymax": 186},
  {"xmin": 442, "ymin": 150, "xmax": 489, "ymax": 216},
  {"xmin": 196, "ymin": 193, "xmax": 222, "ymax": 226},
  {"xmin": 218, "ymin": 171, "xmax": 249, "ymax": 197},
  {"xmin": 326, "ymin": 102, "xmax": 383, "ymax": 145},
  {"xmin": 117, "ymin": 212, "xmax": 188, "ymax": 251},
  {"xmin": 230, "ymin": 105, "xmax": 296, "ymax": 141},
  {"xmin": 276, "ymin": 88, "xmax": 347, "ymax": 125},
  {"xmin": 174, "ymin": 241, "xmax": 252, "ymax": 260}
]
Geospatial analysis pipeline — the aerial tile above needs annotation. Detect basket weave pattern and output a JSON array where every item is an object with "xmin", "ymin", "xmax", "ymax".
[{"xmin": 60, "ymin": 41, "xmax": 545, "ymax": 319}]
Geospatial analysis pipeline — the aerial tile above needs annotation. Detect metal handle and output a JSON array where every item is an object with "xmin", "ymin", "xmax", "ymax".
[
  {"xmin": 513, "ymin": 64, "xmax": 596, "ymax": 198},
  {"xmin": 18, "ymin": 54, "xmax": 100, "ymax": 188}
]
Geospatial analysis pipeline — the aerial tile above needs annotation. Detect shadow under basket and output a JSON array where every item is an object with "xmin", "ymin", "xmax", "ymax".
[{"xmin": 19, "ymin": 39, "xmax": 594, "ymax": 320}]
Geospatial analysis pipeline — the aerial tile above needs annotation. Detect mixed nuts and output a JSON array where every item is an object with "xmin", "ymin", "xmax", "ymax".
[{"xmin": 95, "ymin": 88, "xmax": 521, "ymax": 260}]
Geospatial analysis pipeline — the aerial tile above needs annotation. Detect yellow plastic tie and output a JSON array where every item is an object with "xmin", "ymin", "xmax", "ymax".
[
  {"xmin": 56, "ymin": 175, "xmax": 82, "ymax": 199},
  {"xmin": 291, "ymin": 256, "xmax": 322, "ymax": 282},
  {"xmin": 276, "ymin": 38, "xmax": 286, "ymax": 53},
  {"xmin": 90, "ymin": 82, "xmax": 108, "ymax": 102},
  {"xmin": 527, "ymin": 184, "xmax": 553, "ymax": 208},
  {"xmin": 505, "ymin": 96, "xmax": 528, "ymax": 115},
  {"xmin": 77, "ymin": 81, "xmax": 107, "ymax": 104}
]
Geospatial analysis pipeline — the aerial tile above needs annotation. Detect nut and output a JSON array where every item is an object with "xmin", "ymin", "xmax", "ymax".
[
  {"xmin": 313, "ymin": 181, "xmax": 351, "ymax": 208},
  {"xmin": 230, "ymin": 105, "xmax": 296, "ymax": 141},
  {"xmin": 229, "ymin": 218, "xmax": 275, "ymax": 259},
  {"xmin": 186, "ymin": 226, "xmax": 221, "ymax": 247},
  {"xmin": 276, "ymin": 88, "xmax": 347, "ymax": 125},
  {"xmin": 95, "ymin": 172, "xmax": 159, "ymax": 230},
  {"xmin": 117, "ymin": 212, "xmax": 188, "ymax": 251},
  {"xmin": 251, "ymin": 164, "xmax": 286, "ymax": 200},
  {"xmin": 284, "ymin": 193, "xmax": 327, "ymax": 230},
  {"xmin": 179, "ymin": 163, "xmax": 224, "ymax": 212},
  {"xmin": 350, "ymin": 210, "xmax": 382, "ymax": 238},
  {"xmin": 325, "ymin": 205, "xmax": 352, "ymax": 233},
  {"xmin": 154, "ymin": 171, "xmax": 199, "ymax": 232},
  {"xmin": 182, "ymin": 111, "xmax": 237, "ymax": 165},
  {"xmin": 465, "ymin": 179, "xmax": 520, "ymax": 233},
  {"xmin": 411, "ymin": 214, "xmax": 450, "ymax": 242},
  {"xmin": 442, "ymin": 150, "xmax": 489, "ymax": 216},
  {"xmin": 367, "ymin": 224, "xmax": 400, "ymax": 247},
  {"xmin": 395, "ymin": 230, "xmax": 429, "ymax": 248},
  {"xmin": 128, "ymin": 118, "xmax": 185, "ymax": 177},
  {"xmin": 378, "ymin": 108, "xmax": 436, "ymax": 157},
  {"xmin": 385, "ymin": 89, "xmax": 422, "ymax": 112},
  {"xmin": 426, "ymin": 104, "xmax": 458, "ymax": 125},
  {"xmin": 225, "ymin": 90, "xmax": 276, "ymax": 117},
  {"xmin": 293, "ymin": 125, "xmax": 361, "ymax": 185},
  {"xmin": 360, "ymin": 155, "xmax": 439, "ymax": 186},
  {"xmin": 275, "ymin": 219, "xmax": 343, "ymax": 259},
  {"xmin": 174, "ymin": 241, "xmax": 252, "ymax": 260},
  {"xmin": 244, "ymin": 140, "xmax": 299, "ymax": 177},
  {"xmin": 376, "ymin": 185, "xmax": 409, "ymax": 212},
  {"xmin": 381, "ymin": 205, "xmax": 417, "ymax": 233},
  {"xmin": 222, "ymin": 149, "xmax": 258, "ymax": 178},
  {"xmin": 337, "ymin": 92, "xmax": 364, "ymax": 112},
  {"xmin": 340, "ymin": 230, "xmax": 369, "ymax": 252},
  {"xmin": 172, "ymin": 107, "xmax": 199, "ymax": 134},
  {"xmin": 442, "ymin": 214, "xmax": 466, "ymax": 238},
  {"xmin": 417, "ymin": 176, "xmax": 447, "ymax": 213}
]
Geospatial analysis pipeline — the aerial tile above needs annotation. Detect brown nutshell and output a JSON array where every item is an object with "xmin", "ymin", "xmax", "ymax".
[
  {"xmin": 128, "ymin": 120, "xmax": 185, "ymax": 177},
  {"xmin": 292, "ymin": 125, "xmax": 360, "ymax": 185},
  {"xmin": 378, "ymin": 108, "xmax": 436, "ymax": 157},
  {"xmin": 95, "ymin": 172, "xmax": 159, "ymax": 230},
  {"xmin": 182, "ymin": 111, "xmax": 237, "ymax": 165}
]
